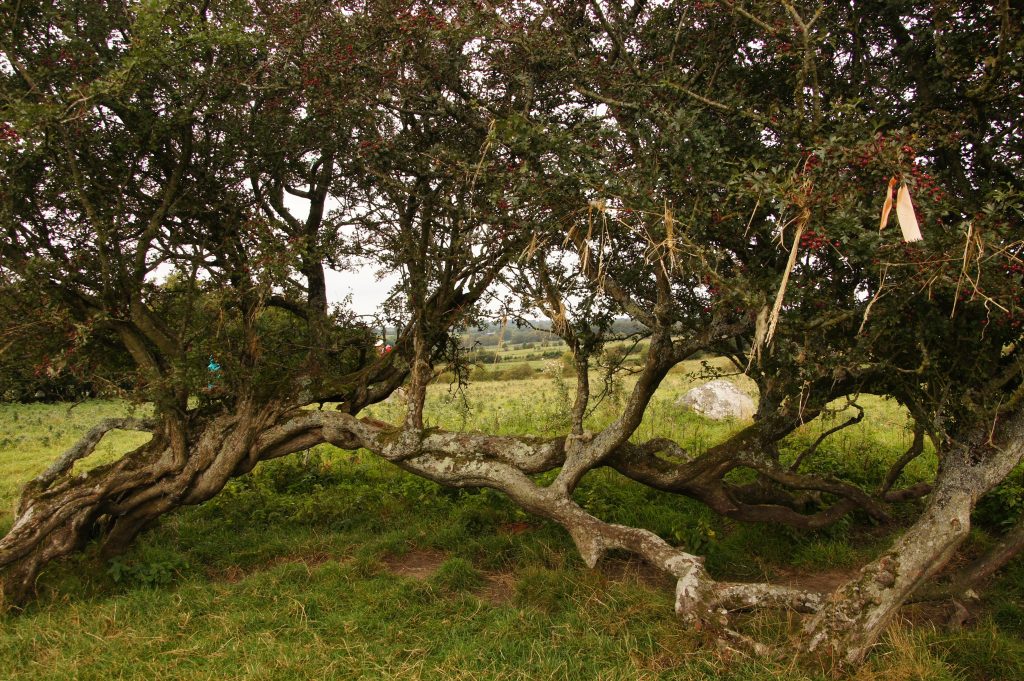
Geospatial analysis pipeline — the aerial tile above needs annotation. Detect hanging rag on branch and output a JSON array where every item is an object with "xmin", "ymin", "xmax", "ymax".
[{"xmin": 879, "ymin": 177, "xmax": 923, "ymax": 242}]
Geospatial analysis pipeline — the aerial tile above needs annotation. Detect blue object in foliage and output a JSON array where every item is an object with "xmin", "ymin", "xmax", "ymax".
[{"xmin": 207, "ymin": 356, "xmax": 221, "ymax": 389}]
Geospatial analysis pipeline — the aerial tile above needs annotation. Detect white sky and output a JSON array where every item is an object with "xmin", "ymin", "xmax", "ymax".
[
  {"xmin": 325, "ymin": 262, "xmax": 399, "ymax": 317},
  {"xmin": 287, "ymin": 192, "xmax": 404, "ymax": 317}
]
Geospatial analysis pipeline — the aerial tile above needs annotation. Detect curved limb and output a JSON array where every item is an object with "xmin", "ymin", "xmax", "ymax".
[
  {"xmin": 605, "ymin": 431, "xmax": 896, "ymax": 527},
  {"xmin": 30, "ymin": 417, "xmax": 156, "ymax": 490},
  {"xmin": 879, "ymin": 424, "xmax": 926, "ymax": 496},
  {"xmin": 316, "ymin": 414, "xmax": 824, "ymax": 626},
  {"xmin": 788, "ymin": 404, "xmax": 864, "ymax": 472}
]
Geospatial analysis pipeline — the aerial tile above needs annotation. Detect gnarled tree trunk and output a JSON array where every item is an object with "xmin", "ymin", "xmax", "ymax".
[
  {"xmin": 800, "ymin": 409, "xmax": 1024, "ymax": 666},
  {"xmin": 0, "ymin": 400, "xmax": 287, "ymax": 607},
  {"xmin": 5, "ymin": 390, "xmax": 1021, "ymax": 671}
]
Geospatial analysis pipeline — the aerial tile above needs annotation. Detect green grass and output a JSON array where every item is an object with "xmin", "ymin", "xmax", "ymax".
[
  {"xmin": 0, "ymin": 400, "xmax": 153, "ymax": 532},
  {"xmin": 0, "ymin": 366, "xmax": 1020, "ymax": 679}
]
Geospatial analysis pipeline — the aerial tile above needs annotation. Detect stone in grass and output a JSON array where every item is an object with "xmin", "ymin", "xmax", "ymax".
[{"xmin": 676, "ymin": 379, "xmax": 755, "ymax": 421}]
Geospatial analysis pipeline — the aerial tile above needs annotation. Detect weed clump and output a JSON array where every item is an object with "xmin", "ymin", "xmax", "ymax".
[{"xmin": 429, "ymin": 557, "xmax": 483, "ymax": 592}]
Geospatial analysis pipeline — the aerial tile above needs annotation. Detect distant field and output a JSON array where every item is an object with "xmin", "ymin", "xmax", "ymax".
[
  {"xmin": 0, "ymin": 366, "xmax": 1022, "ymax": 680},
  {"xmin": 466, "ymin": 338, "xmax": 650, "ymax": 376}
]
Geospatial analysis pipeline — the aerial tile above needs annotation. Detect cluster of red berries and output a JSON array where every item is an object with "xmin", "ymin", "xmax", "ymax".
[
  {"xmin": 853, "ymin": 135, "xmax": 891, "ymax": 168},
  {"xmin": 0, "ymin": 122, "xmax": 18, "ymax": 142},
  {"xmin": 298, "ymin": 59, "xmax": 326, "ymax": 88},
  {"xmin": 957, "ymin": 286, "xmax": 983, "ymax": 303},
  {"xmin": 799, "ymin": 229, "xmax": 838, "ymax": 251},
  {"xmin": 329, "ymin": 44, "xmax": 357, "ymax": 65},
  {"xmin": 799, "ymin": 150, "xmax": 821, "ymax": 173},
  {"xmin": 994, "ymin": 314, "xmax": 1023, "ymax": 330},
  {"xmin": 997, "ymin": 268, "xmax": 1024, "ymax": 330},
  {"xmin": 357, "ymin": 140, "xmax": 384, "ymax": 155},
  {"xmin": 36, "ymin": 48, "xmax": 85, "ymax": 70},
  {"xmin": 33, "ymin": 356, "xmax": 50, "ymax": 378},
  {"xmin": 909, "ymin": 164, "xmax": 946, "ymax": 202},
  {"xmin": 852, "ymin": 134, "xmax": 916, "ymax": 169}
]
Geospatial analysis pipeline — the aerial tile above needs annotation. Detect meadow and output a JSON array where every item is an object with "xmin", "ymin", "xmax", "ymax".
[{"xmin": 0, "ymin": 358, "xmax": 1022, "ymax": 680}]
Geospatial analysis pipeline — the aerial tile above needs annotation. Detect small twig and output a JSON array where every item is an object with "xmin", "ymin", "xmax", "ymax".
[
  {"xmin": 743, "ymin": 198, "xmax": 761, "ymax": 238},
  {"xmin": 789, "ymin": 404, "xmax": 864, "ymax": 472},
  {"xmin": 951, "ymin": 223, "xmax": 975, "ymax": 318},
  {"xmin": 659, "ymin": 79, "xmax": 731, "ymax": 113},
  {"xmin": 858, "ymin": 264, "xmax": 889, "ymax": 335},
  {"xmin": 716, "ymin": 1, "xmax": 779, "ymax": 35},
  {"xmin": 466, "ymin": 118, "xmax": 496, "ymax": 219},
  {"xmin": 764, "ymin": 207, "xmax": 809, "ymax": 347}
]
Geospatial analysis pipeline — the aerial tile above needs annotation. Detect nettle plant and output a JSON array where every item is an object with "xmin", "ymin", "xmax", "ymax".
[{"xmin": 1, "ymin": 0, "xmax": 1022, "ymax": 668}]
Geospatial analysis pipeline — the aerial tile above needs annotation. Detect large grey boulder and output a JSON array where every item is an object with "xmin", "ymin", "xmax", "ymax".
[{"xmin": 676, "ymin": 379, "xmax": 756, "ymax": 420}]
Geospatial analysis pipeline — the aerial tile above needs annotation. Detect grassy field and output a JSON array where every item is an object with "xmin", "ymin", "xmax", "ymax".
[{"xmin": 0, "ymin": 365, "xmax": 1022, "ymax": 680}]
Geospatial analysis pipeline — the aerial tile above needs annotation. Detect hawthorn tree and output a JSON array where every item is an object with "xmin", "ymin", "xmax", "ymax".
[
  {"xmin": 497, "ymin": 0, "xmax": 1024, "ymax": 661},
  {"xmin": 1, "ymin": 0, "xmax": 1023, "ymax": 669},
  {"xmin": 0, "ymin": 0, "xmax": 530, "ymax": 605}
]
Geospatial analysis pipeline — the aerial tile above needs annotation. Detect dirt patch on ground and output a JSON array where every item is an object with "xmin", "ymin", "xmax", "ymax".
[
  {"xmin": 497, "ymin": 521, "xmax": 533, "ymax": 535},
  {"xmin": 900, "ymin": 600, "xmax": 963, "ymax": 628},
  {"xmin": 212, "ymin": 551, "xmax": 341, "ymax": 583},
  {"xmin": 477, "ymin": 572, "xmax": 517, "ymax": 604},
  {"xmin": 382, "ymin": 548, "xmax": 447, "ymax": 581},
  {"xmin": 476, "ymin": 557, "xmax": 673, "ymax": 607}
]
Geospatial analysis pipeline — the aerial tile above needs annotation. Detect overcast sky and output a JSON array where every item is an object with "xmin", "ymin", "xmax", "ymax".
[{"xmin": 325, "ymin": 262, "xmax": 399, "ymax": 317}]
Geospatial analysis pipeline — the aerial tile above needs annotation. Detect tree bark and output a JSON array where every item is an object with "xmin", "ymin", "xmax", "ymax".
[
  {"xmin": 800, "ymin": 408, "xmax": 1024, "ymax": 666},
  {"xmin": 0, "ymin": 400, "xmax": 285, "ymax": 607}
]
